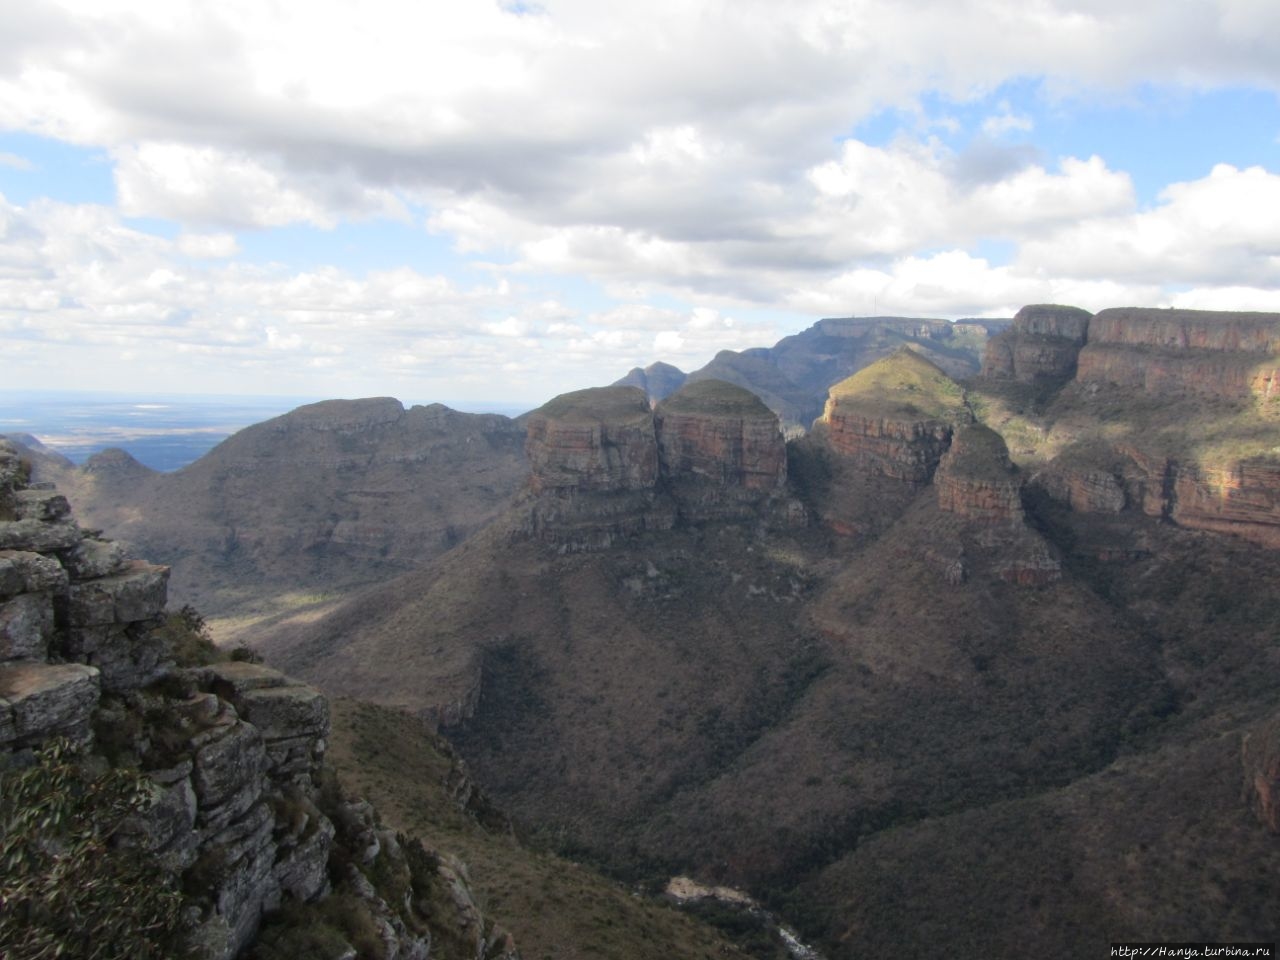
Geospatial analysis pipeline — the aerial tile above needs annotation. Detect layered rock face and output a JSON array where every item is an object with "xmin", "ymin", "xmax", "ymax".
[
  {"xmin": 934, "ymin": 424, "xmax": 1025, "ymax": 525},
  {"xmin": 1107, "ymin": 445, "xmax": 1280, "ymax": 549},
  {"xmin": 808, "ymin": 350, "xmax": 968, "ymax": 537},
  {"xmin": 981, "ymin": 304, "xmax": 1092, "ymax": 383},
  {"xmin": 525, "ymin": 382, "xmax": 795, "ymax": 545},
  {"xmin": 931, "ymin": 425, "xmax": 1061, "ymax": 586},
  {"xmin": 655, "ymin": 381, "xmax": 789, "ymax": 522},
  {"xmin": 819, "ymin": 350, "xmax": 965, "ymax": 487},
  {"xmin": 0, "ymin": 440, "xmax": 517, "ymax": 960},
  {"xmin": 1077, "ymin": 307, "xmax": 1280, "ymax": 399},
  {"xmin": 526, "ymin": 387, "xmax": 659, "ymax": 495},
  {"xmin": 524, "ymin": 387, "xmax": 674, "ymax": 549}
]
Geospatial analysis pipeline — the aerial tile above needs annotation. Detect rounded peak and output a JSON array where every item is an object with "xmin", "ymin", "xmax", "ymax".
[
  {"xmin": 828, "ymin": 348, "xmax": 966, "ymax": 421},
  {"xmin": 943, "ymin": 422, "xmax": 1015, "ymax": 480},
  {"xmin": 657, "ymin": 379, "xmax": 774, "ymax": 419},
  {"xmin": 288, "ymin": 397, "xmax": 405, "ymax": 421},
  {"xmin": 533, "ymin": 386, "xmax": 652, "ymax": 424},
  {"xmin": 83, "ymin": 447, "xmax": 152, "ymax": 474}
]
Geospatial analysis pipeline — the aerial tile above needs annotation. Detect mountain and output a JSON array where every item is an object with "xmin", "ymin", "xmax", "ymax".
[
  {"xmin": 0, "ymin": 437, "xmax": 779, "ymax": 960},
  {"xmin": 261, "ymin": 305, "xmax": 1280, "ymax": 958},
  {"xmin": 617, "ymin": 315, "xmax": 1008, "ymax": 432},
  {"xmin": 9, "ymin": 399, "xmax": 529, "ymax": 640},
  {"xmin": 613, "ymin": 361, "xmax": 688, "ymax": 403}
]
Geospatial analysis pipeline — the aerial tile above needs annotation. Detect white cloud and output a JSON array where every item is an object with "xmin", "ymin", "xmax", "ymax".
[
  {"xmin": 1, "ymin": 1, "xmax": 1279, "ymax": 399},
  {"xmin": 1017, "ymin": 164, "xmax": 1280, "ymax": 285},
  {"xmin": 0, "ymin": 152, "xmax": 34, "ymax": 170},
  {"xmin": 177, "ymin": 232, "xmax": 239, "ymax": 258}
]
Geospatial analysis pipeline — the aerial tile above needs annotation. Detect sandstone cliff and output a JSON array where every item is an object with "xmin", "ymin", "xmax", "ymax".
[
  {"xmin": 971, "ymin": 305, "xmax": 1280, "ymax": 549},
  {"xmin": 981, "ymin": 303, "xmax": 1092, "ymax": 383},
  {"xmin": 931, "ymin": 424, "xmax": 1061, "ymax": 586},
  {"xmin": 801, "ymin": 349, "xmax": 967, "ymax": 538},
  {"xmin": 1077, "ymin": 307, "xmax": 1280, "ymax": 399},
  {"xmin": 655, "ymin": 380, "xmax": 791, "ymax": 522},
  {"xmin": 0, "ymin": 439, "xmax": 519, "ymax": 960},
  {"xmin": 524, "ymin": 381, "xmax": 798, "ymax": 546}
]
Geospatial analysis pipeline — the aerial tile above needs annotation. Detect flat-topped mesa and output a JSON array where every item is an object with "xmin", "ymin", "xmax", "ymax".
[
  {"xmin": 1077, "ymin": 307, "xmax": 1280, "ymax": 399},
  {"xmin": 818, "ymin": 349, "xmax": 967, "ymax": 486},
  {"xmin": 526, "ymin": 386, "xmax": 659, "ymax": 495},
  {"xmin": 981, "ymin": 304, "xmax": 1093, "ymax": 383},
  {"xmin": 934, "ymin": 423, "xmax": 1025, "ymax": 525}
]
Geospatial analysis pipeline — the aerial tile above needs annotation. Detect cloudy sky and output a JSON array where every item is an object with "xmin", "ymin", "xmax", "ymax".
[{"xmin": 2, "ymin": 0, "xmax": 1279, "ymax": 409}]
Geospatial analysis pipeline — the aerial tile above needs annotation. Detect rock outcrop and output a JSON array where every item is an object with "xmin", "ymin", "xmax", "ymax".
[
  {"xmin": 934, "ymin": 424, "xmax": 1025, "ymax": 526},
  {"xmin": 1077, "ymin": 307, "xmax": 1280, "ymax": 399},
  {"xmin": 819, "ymin": 349, "xmax": 966, "ymax": 486},
  {"xmin": 526, "ymin": 387, "xmax": 660, "ymax": 495},
  {"xmin": 981, "ymin": 304, "xmax": 1092, "ymax": 383},
  {"xmin": 655, "ymin": 380, "xmax": 789, "ymax": 522},
  {"xmin": 0, "ymin": 438, "xmax": 520, "ymax": 960},
  {"xmin": 524, "ymin": 387, "xmax": 675, "ymax": 549},
  {"xmin": 927, "ymin": 425, "xmax": 1061, "ymax": 586},
  {"xmin": 525, "ymin": 382, "xmax": 796, "ymax": 546},
  {"xmin": 804, "ymin": 350, "xmax": 968, "ymax": 538}
]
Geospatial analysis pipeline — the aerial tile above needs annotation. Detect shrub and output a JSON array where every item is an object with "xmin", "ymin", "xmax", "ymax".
[{"xmin": 0, "ymin": 738, "xmax": 190, "ymax": 959}]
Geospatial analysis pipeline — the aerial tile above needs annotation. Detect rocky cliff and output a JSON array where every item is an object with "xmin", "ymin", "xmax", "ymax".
[
  {"xmin": 0, "ymin": 438, "xmax": 519, "ymax": 960},
  {"xmin": 655, "ymin": 380, "xmax": 791, "ymax": 522},
  {"xmin": 524, "ymin": 381, "xmax": 795, "ymax": 546},
  {"xmin": 523, "ymin": 386, "xmax": 675, "ymax": 549},
  {"xmin": 931, "ymin": 424, "xmax": 1061, "ymax": 586},
  {"xmin": 1075, "ymin": 307, "xmax": 1280, "ymax": 399},
  {"xmin": 981, "ymin": 304, "xmax": 1092, "ymax": 383},
  {"xmin": 974, "ymin": 306, "xmax": 1280, "ymax": 549},
  {"xmin": 801, "ymin": 349, "xmax": 967, "ymax": 538}
]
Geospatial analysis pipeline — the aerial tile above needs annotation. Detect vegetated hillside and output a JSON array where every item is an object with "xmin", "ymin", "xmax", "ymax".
[
  {"xmin": 260, "ymin": 307, "xmax": 1280, "ymax": 958},
  {"xmin": 617, "ymin": 315, "xmax": 1007, "ymax": 431},
  {"xmin": 326, "ymin": 698, "xmax": 783, "ymax": 960},
  {"xmin": 9, "ymin": 398, "xmax": 528, "ymax": 640}
]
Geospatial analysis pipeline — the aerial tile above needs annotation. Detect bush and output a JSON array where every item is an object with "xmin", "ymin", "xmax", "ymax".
[
  {"xmin": 0, "ymin": 738, "xmax": 190, "ymax": 959},
  {"xmin": 155, "ymin": 604, "xmax": 218, "ymax": 667}
]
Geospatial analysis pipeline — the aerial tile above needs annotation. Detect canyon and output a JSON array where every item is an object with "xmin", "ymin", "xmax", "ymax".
[{"xmin": 5, "ymin": 303, "xmax": 1280, "ymax": 959}]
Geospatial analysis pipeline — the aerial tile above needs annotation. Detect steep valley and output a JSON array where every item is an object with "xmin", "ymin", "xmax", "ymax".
[{"xmin": 7, "ymin": 304, "xmax": 1280, "ymax": 958}]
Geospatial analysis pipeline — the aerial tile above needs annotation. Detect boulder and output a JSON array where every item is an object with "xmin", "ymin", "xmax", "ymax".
[
  {"xmin": 0, "ymin": 592, "xmax": 55, "ymax": 661},
  {"xmin": 0, "ymin": 519, "xmax": 81, "ymax": 553},
  {"xmin": 66, "ymin": 560, "xmax": 169, "ymax": 627},
  {"xmin": 0, "ymin": 661, "xmax": 100, "ymax": 747},
  {"xmin": 0, "ymin": 550, "xmax": 67, "ymax": 599}
]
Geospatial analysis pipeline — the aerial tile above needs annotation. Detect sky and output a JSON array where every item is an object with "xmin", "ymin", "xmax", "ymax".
[{"xmin": 2, "ymin": 0, "xmax": 1279, "ymax": 409}]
